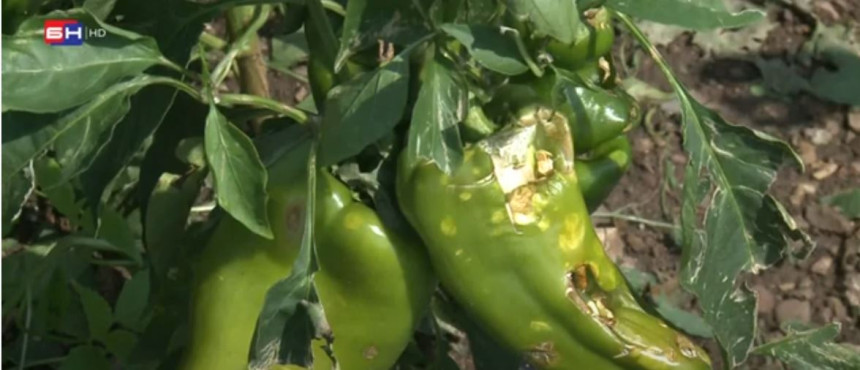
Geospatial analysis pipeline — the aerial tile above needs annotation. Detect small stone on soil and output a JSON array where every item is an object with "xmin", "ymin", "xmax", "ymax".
[
  {"xmin": 827, "ymin": 296, "xmax": 849, "ymax": 322},
  {"xmin": 775, "ymin": 299, "xmax": 812, "ymax": 324},
  {"xmin": 812, "ymin": 162, "xmax": 839, "ymax": 180},
  {"xmin": 810, "ymin": 255, "xmax": 834, "ymax": 275},
  {"xmin": 754, "ymin": 285, "xmax": 776, "ymax": 314},
  {"xmin": 804, "ymin": 127, "xmax": 834, "ymax": 145},
  {"xmin": 849, "ymin": 109, "xmax": 860, "ymax": 133},
  {"xmin": 796, "ymin": 140, "xmax": 817, "ymax": 166},
  {"xmin": 778, "ymin": 281, "xmax": 797, "ymax": 292}
]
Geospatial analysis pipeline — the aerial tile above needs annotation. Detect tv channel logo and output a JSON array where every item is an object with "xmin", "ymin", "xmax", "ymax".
[{"xmin": 44, "ymin": 19, "xmax": 106, "ymax": 46}]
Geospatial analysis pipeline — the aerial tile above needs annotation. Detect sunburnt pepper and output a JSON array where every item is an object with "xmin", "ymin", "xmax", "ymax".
[
  {"xmin": 465, "ymin": 101, "xmax": 629, "ymax": 211},
  {"xmin": 397, "ymin": 108, "xmax": 710, "ymax": 369},
  {"xmin": 182, "ymin": 147, "xmax": 434, "ymax": 370}
]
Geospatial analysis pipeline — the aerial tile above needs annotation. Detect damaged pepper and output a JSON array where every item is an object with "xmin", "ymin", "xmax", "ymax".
[{"xmin": 397, "ymin": 108, "xmax": 710, "ymax": 369}]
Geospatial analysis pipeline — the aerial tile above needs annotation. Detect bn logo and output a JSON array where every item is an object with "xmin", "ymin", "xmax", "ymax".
[{"xmin": 44, "ymin": 19, "xmax": 106, "ymax": 46}]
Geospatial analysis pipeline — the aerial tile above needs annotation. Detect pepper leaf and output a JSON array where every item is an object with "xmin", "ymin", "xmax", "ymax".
[
  {"xmin": 73, "ymin": 282, "xmax": 114, "ymax": 342},
  {"xmin": 753, "ymin": 323, "xmax": 860, "ymax": 369},
  {"xmin": 319, "ymin": 49, "xmax": 411, "ymax": 166},
  {"xmin": 83, "ymin": 0, "xmax": 220, "ymax": 215},
  {"xmin": 114, "ymin": 270, "xmax": 151, "ymax": 331},
  {"xmin": 1, "ymin": 166, "xmax": 31, "ymax": 237},
  {"xmin": 204, "ymin": 104, "xmax": 273, "ymax": 239},
  {"xmin": 60, "ymin": 345, "xmax": 110, "ymax": 370},
  {"xmin": 439, "ymin": 24, "xmax": 529, "ymax": 76},
  {"xmin": 335, "ymin": 0, "xmax": 431, "ymax": 71},
  {"xmin": 1, "ymin": 75, "xmax": 178, "ymax": 204},
  {"xmin": 252, "ymin": 143, "xmax": 319, "ymax": 367},
  {"xmin": 619, "ymin": 14, "xmax": 814, "ymax": 367},
  {"xmin": 506, "ymin": 0, "xmax": 578, "ymax": 43},
  {"xmin": 406, "ymin": 53, "xmax": 466, "ymax": 175},
  {"xmin": 1, "ymin": 9, "xmax": 166, "ymax": 114},
  {"xmin": 605, "ymin": 0, "xmax": 764, "ymax": 30}
]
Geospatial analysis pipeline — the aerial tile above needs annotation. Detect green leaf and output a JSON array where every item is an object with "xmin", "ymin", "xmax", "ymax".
[
  {"xmin": 650, "ymin": 295, "xmax": 714, "ymax": 339},
  {"xmin": 105, "ymin": 329, "xmax": 138, "ymax": 360},
  {"xmin": 270, "ymin": 30, "xmax": 309, "ymax": 75},
  {"xmin": 319, "ymin": 52, "xmax": 410, "ymax": 166},
  {"xmin": 60, "ymin": 345, "xmax": 110, "ymax": 370},
  {"xmin": 83, "ymin": 0, "xmax": 118, "ymax": 20},
  {"xmin": 2, "ymin": 75, "xmax": 176, "ymax": 196},
  {"xmin": 114, "ymin": 270, "xmax": 150, "ymax": 330},
  {"xmin": 406, "ymin": 54, "xmax": 465, "ymax": 175},
  {"xmin": 619, "ymin": 267, "xmax": 713, "ymax": 338},
  {"xmin": 753, "ymin": 323, "xmax": 860, "ymax": 369},
  {"xmin": 33, "ymin": 157, "xmax": 81, "ymax": 227},
  {"xmin": 78, "ymin": 84, "xmax": 178, "ymax": 212},
  {"xmin": 80, "ymin": 0, "xmax": 218, "ymax": 213},
  {"xmin": 1, "ymin": 166, "xmax": 31, "ymax": 237},
  {"xmin": 2, "ymin": 243, "xmax": 60, "ymax": 313},
  {"xmin": 440, "ymin": 23, "xmax": 529, "ymax": 76},
  {"xmin": 506, "ymin": 0, "xmax": 578, "ymax": 43},
  {"xmin": 808, "ymin": 46, "xmax": 860, "ymax": 106},
  {"xmin": 98, "ymin": 207, "xmax": 142, "ymax": 264},
  {"xmin": 619, "ymin": 14, "xmax": 814, "ymax": 367},
  {"xmin": 442, "ymin": 0, "xmax": 501, "ymax": 24},
  {"xmin": 73, "ymin": 283, "xmax": 114, "ymax": 342},
  {"xmin": 136, "ymin": 93, "xmax": 208, "ymax": 221},
  {"xmin": 335, "ymin": 0, "xmax": 431, "ymax": 70},
  {"xmin": 1, "ymin": 9, "xmax": 165, "ymax": 113},
  {"xmin": 252, "ymin": 144, "xmax": 318, "ymax": 367},
  {"xmin": 821, "ymin": 188, "xmax": 860, "ymax": 219},
  {"xmin": 606, "ymin": 0, "xmax": 764, "ymax": 30},
  {"xmin": 204, "ymin": 104, "xmax": 273, "ymax": 239}
]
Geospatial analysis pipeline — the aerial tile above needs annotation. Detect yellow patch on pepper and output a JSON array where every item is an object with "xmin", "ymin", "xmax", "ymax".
[
  {"xmin": 440, "ymin": 216, "xmax": 457, "ymax": 236},
  {"xmin": 558, "ymin": 215, "xmax": 586, "ymax": 253}
]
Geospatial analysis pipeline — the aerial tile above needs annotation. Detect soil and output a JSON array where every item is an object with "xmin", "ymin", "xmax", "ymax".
[{"xmin": 596, "ymin": 0, "xmax": 860, "ymax": 367}]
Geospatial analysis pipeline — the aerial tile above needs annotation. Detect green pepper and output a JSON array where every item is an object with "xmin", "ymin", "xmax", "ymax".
[
  {"xmin": 575, "ymin": 135, "xmax": 631, "ymax": 212},
  {"xmin": 544, "ymin": 7, "xmax": 614, "ymax": 71},
  {"xmin": 314, "ymin": 172, "xmax": 435, "ymax": 370},
  {"xmin": 397, "ymin": 108, "xmax": 710, "ymax": 369},
  {"xmin": 533, "ymin": 70, "xmax": 640, "ymax": 154},
  {"xmin": 182, "ymin": 149, "xmax": 434, "ymax": 370},
  {"xmin": 181, "ymin": 153, "xmax": 306, "ymax": 370}
]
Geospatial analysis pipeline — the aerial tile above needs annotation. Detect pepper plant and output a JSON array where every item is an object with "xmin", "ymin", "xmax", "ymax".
[{"xmin": 2, "ymin": 0, "xmax": 858, "ymax": 369}]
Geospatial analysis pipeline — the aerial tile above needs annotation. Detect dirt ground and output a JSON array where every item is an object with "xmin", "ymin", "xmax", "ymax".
[{"xmin": 593, "ymin": 0, "xmax": 860, "ymax": 367}]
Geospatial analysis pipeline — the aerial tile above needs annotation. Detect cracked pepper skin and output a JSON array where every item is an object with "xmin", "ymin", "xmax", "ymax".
[
  {"xmin": 182, "ymin": 149, "xmax": 434, "ymax": 370},
  {"xmin": 397, "ymin": 108, "xmax": 711, "ymax": 369}
]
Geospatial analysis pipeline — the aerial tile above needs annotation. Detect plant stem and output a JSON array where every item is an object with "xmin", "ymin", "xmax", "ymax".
[
  {"xmin": 500, "ymin": 26, "xmax": 543, "ymax": 77},
  {"xmin": 591, "ymin": 211, "xmax": 679, "ymax": 230},
  {"xmin": 199, "ymin": 31, "xmax": 228, "ymax": 50},
  {"xmin": 225, "ymin": 5, "xmax": 272, "ymax": 135},
  {"xmin": 17, "ymin": 287, "xmax": 32, "ymax": 370},
  {"xmin": 218, "ymin": 93, "xmax": 310, "ymax": 124}
]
